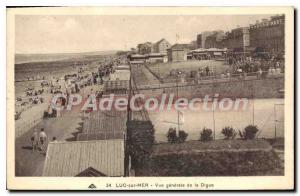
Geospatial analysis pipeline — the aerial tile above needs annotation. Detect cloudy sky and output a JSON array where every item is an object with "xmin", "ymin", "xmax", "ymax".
[{"xmin": 15, "ymin": 15, "xmax": 273, "ymax": 54}]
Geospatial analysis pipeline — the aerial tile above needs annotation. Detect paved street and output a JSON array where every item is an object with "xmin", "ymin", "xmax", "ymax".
[{"xmin": 15, "ymin": 85, "xmax": 99, "ymax": 176}]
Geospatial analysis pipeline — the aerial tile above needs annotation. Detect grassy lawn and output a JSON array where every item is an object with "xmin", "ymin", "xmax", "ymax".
[
  {"xmin": 147, "ymin": 60, "xmax": 231, "ymax": 79},
  {"xmin": 152, "ymin": 139, "xmax": 271, "ymax": 155},
  {"xmin": 135, "ymin": 139, "xmax": 283, "ymax": 176}
]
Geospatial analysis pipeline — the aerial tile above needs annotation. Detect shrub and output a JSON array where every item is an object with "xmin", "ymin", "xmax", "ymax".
[
  {"xmin": 239, "ymin": 125, "xmax": 259, "ymax": 140},
  {"xmin": 200, "ymin": 128, "xmax": 213, "ymax": 142},
  {"xmin": 127, "ymin": 120, "xmax": 155, "ymax": 169},
  {"xmin": 167, "ymin": 128, "xmax": 178, "ymax": 143},
  {"xmin": 221, "ymin": 126, "xmax": 236, "ymax": 139},
  {"xmin": 178, "ymin": 130, "xmax": 188, "ymax": 143}
]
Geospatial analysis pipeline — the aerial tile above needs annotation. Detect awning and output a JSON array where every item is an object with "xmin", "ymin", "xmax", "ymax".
[{"xmin": 213, "ymin": 52, "xmax": 222, "ymax": 56}]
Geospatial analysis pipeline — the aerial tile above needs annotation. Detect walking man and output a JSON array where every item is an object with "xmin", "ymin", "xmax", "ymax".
[
  {"xmin": 205, "ymin": 66, "xmax": 210, "ymax": 76},
  {"xmin": 39, "ymin": 128, "xmax": 48, "ymax": 153},
  {"xmin": 31, "ymin": 129, "xmax": 39, "ymax": 152}
]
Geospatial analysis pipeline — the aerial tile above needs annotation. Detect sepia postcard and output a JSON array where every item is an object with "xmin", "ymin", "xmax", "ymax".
[{"xmin": 6, "ymin": 6, "xmax": 294, "ymax": 190}]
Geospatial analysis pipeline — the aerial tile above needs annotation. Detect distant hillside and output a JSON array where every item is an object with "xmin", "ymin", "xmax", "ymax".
[{"xmin": 15, "ymin": 50, "xmax": 117, "ymax": 64}]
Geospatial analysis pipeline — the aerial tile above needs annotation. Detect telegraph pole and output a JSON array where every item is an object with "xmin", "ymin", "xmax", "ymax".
[
  {"xmin": 274, "ymin": 104, "xmax": 277, "ymax": 140},
  {"xmin": 176, "ymin": 74, "xmax": 180, "ymax": 132},
  {"xmin": 212, "ymin": 76, "xmax": 216, "ymax": 140},
  {"xmin": 212, "ymin": 91, "xmax": 216, "ymax": 140},
  {"xmin": 82, "ymin": 58, "xmax": 85, "ymax": 118},
  {"xmin": 252, "ymin": 89, "xmax": 255, "ymax": 125},
  {"xmin": 127, "ymin": 62, "xmax": 132, "ymax": 122}
]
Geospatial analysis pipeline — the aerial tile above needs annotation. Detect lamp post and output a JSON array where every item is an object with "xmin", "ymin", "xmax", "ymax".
[{"xmin": 212, "ymin": 92, "xmax": 216, "ymax": 140}]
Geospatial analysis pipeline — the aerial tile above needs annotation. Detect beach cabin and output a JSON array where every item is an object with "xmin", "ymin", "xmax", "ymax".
[
  {"xmin": 167, "ymin": 44, "xmax": 189, "ymax": 62},
  {"xmin": 110, "ymin": 65, "xmax": 131, "ymax": 81},
  {"xmin": 128, "ymin": 54, "xmax": 147, "ymax": 64},
  {"xmin": 103, "ymin": 80, "xmax": 129, "ymax": 95},
  {"xmin": 77, "ymin": 110, "xmax": 127, "ymax": 141},
  {"xmin": 146, "ymin": 53, "xmax": 168, "ymax": 63},
  {"xmin": 43, "ymin": 139, "xmax": 125, "ymax": 177}
]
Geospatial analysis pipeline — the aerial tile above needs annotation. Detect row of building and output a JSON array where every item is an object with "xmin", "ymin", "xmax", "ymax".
[
  {"xmin": 132, "ymin": 41, "xmax": 194, "ymax": 63},
  {"xmin": 137, "ymin": 38, "xmax": 171, "ymax": 55},
  {"xmin": 131, "ymin": 42, "xmax": 225, "ymax": 63},
  {"xmin": 197, "ymin": 15, "xmax": 285, "ymax": 55},
  {"xmin": 131, "ymin": 15, "xmax": 285, "ymax": 63}
]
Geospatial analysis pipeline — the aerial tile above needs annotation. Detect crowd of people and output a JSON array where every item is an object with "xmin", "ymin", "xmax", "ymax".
[
  {"xmin": 228, "ymin": 55, "xmax": 284, "ymax": 77},
  {"xmin": 16, "ymin": 55, "xmax": 132, "ymax": 160},
  {"xmin": 25, "ymin": 74, "xmax": 46, "ymax": 81},
  {"xmin": 167, "ymin": 54, "xmax": 284, "ymax": 84},
  {"xmin": 27, "ymin": 55, "xmax": 128, "ymax": 154},
  {"xmin": 15, "ymin": 84, "xmax": 48, "ymax": 120},
  {"xmin": 42, "ymin": 55, "xmax": 126, "ymax": 118}
]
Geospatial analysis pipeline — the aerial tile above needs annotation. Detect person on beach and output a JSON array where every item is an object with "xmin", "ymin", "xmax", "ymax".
[
  {"xmin": 90, "ymin": 88, "xmax": 95, "ymax": 97},
  {"xmin": 31, "ymin": 129, "xmax": 39, "ymax": 152},
  {"xmin": 56, "ymin": 98, "xmax": 62, "ymax": 117},
  {"xmin": 205, "ymin": 66, "xmax": 209, "ymax": 76},
  {"xmin": 39, "ymin": 128, "xmax": 48, "ymax": 152}
]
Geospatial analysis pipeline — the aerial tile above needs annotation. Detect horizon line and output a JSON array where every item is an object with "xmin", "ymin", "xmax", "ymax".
[{"xmin": 15, "ymin": 49, "xmax": 120, "ymax": 56}]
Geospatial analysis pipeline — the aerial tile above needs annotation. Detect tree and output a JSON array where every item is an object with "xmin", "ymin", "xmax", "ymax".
[
  {"xmin": 137, "ymin": 42, "xmax": 152, "ymax": 54},
  {"xmin": 200, "ymin": 128, "xmax": 213, "ymax": 142},
  {"xmin": 239, "ymin": 125, "xmax": 259, "ymax": 140},
  {"xmin": 167, "ymin": 128, "xmax": 177, "ymax": 143},
  {"xmin": 221, "ymin": 126, "xmax": 237, "ymax": 139},
  {"xmin": 167, "ymin": 128, "xmax": 188, "ymax": 143},
  {"xmin": 178, "ymin": 130, "xmax": 188, "ymax": 143},
  {"xmin": 127, "ymin": 120, "xmax": 155, "ymax": 169}
]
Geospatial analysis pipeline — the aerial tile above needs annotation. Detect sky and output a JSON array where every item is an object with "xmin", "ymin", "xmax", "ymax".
[{"xmin": 15, "ymin": 15, "xmax": 273, "ymax": 54}]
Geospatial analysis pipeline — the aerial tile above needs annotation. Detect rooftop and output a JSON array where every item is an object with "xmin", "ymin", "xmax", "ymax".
[
  {"xmin": 103, "ymin": 80, "xmax": 129, "ymax": 91},
  {"xmin": 147, "ymin": 53, "xmax": 166, "ymax": 57},
  {"xmin": 130, "ymin": 54, "xmax": 146, "ymax": 58},
  {"xmin": 169, "ymin": 43, "xmax": 190, "ymax": 50},
  {"xmin": 78, "ymin": 110, "xmax": 127, "ymax": 140},
  {"xmin": 43, "ymin": 139, "xmax": 125, "ymax": 176},
  {"xmin": 154, "ymin": 38, "xmax": 171, "ymax": 45},
  {"xmin": 116, "ymin": 65, "xmax": 130, "ymax": 70},
  {"xmin": 191, "ymin": 48, "xmax": 227, "ymax": 52},
  {"xmin": 155, "ymin": 38, "xmax": 166, "ymax": 44}
]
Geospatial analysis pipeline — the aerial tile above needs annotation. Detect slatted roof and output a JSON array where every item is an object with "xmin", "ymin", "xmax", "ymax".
[
  {"xmin": 77, "ymin": 110, "xmax": 127, "ymax": 141},
  {"xmin": 89, "ymin": 109, "xmax": 127, "ymax": 121},
  {"xmin": 129, "ymin": 60, "xmax": 145, "ymax": 64},
  {"xmin": 77, "ymin": 132, "xmax": 124, "ymax": 141},
  {"xmin": 43, "ymin": 140, "xmax": 124, "ymax": 177},
  {"xmin": 103, "ymin": 80, "xmax": 129, "ymax": 92}
]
